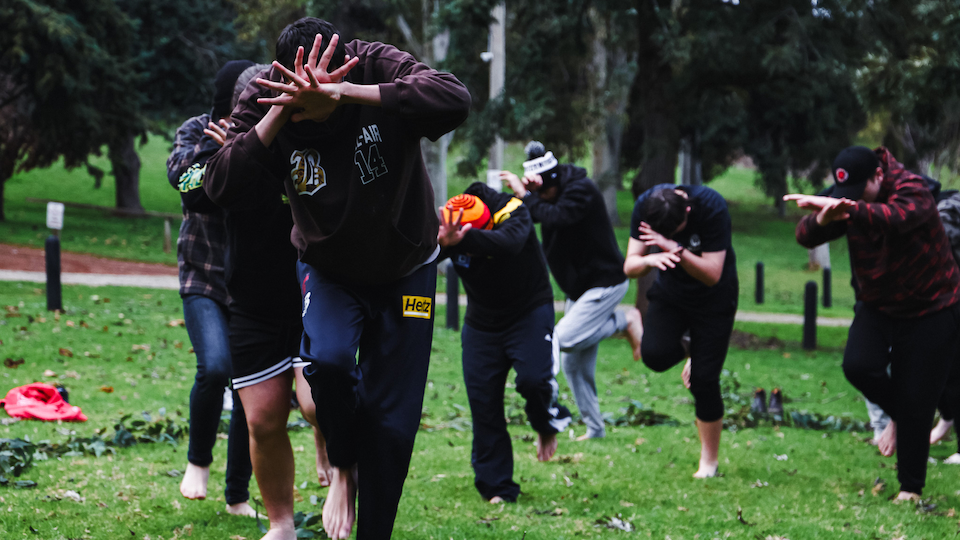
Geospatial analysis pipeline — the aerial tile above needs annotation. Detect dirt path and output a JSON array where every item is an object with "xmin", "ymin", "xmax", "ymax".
[{"xmin": 0, "ymin": 243, "xmax": 176, "ymax": 276}]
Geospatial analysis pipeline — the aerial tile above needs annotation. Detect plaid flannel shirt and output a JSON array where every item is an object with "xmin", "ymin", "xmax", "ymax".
[{"xmin": 167, "ymin": 115, "xmax": 229, "ymax": 305}]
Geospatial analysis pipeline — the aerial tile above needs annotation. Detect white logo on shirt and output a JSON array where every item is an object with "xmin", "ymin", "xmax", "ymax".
[
  {"xmin": 354, "ymin": 124, "xmax": 387, "ymax": 184},
  {"xmin": 302, "ymin": 292, "xmax": 312, "ymax": 318}
]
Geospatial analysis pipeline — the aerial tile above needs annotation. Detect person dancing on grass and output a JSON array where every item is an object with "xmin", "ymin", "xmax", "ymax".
[
  {"xmin": 785, "ymin": 145, "xmax": 960, "ymax": 502},
  {"xmin": 166, "ymin": 60, "xmax": 257, "ymax": 517},
  {"xmin": 437, "ymin": 185, "xmax": 572, "ymax": 504},
  {"xmin": 207, "ymin": 17, "xmax": 470, "ymax": 540},
  {"xmin": 623, "ymin": 184, "xmax": 739, "ymax": 478},
  {"xmin": 501, "ymin": 142, "xmax": 643, "ymax": 441}
]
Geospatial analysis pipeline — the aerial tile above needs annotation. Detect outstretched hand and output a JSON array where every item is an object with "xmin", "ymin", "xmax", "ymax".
[
  {"xmin": 783, "ymin": 194, "xmax": 856, "ymax": 225},
  {"xmin": 437, "ymin": 206, "xmax": 473, "ymax": 247},
  {"xmin": 203, "ymin": 119, "xmax": 231, "ymax": 147},
  {"xmin": 256, "ymin": 33, "xmax": 360, "ymax": 122},
  {"xmin": 638, "ymin": 221, "xmax": 680, "ymax": 252}
]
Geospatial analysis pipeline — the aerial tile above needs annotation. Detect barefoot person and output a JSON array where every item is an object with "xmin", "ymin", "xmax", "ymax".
[
  {"xmin": 501, "ymin": 142, "xmax": 643, "ymax": 441},
  {"xmin": 437, "ymin": 186, "xmax": 572, "ymax": 504},
  {"xmin": 785, "ymin": 145, "xmax": 960, "ymax": 501},
  {"xmin": 623, "ymin": 184, "xmax": 739, "ymax": 478},
  {"xmin": 201, "ymin": 61, "xmax": 333, "ymax": 537},
  {"xmin": 206, "ymin": 17, "xmax": 470, "ymax": 539},
  {"xmin": 166, "ymin": 60, "xmax": 256, "ymax": 516}
]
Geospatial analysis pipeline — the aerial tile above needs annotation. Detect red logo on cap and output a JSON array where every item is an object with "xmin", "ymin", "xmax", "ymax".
[{"xmin": 835, "ymin": 168, "xmax": 849, "ymax": 183}]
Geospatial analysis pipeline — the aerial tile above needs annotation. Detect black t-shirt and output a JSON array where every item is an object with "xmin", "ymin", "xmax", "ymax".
[
  {"xmin": 630, "ymin": 184, "xmax": 738, "ymax": 312},
  {"xmin": 441, "ymin": 183, "xmax": 554, "ymax": 332}
]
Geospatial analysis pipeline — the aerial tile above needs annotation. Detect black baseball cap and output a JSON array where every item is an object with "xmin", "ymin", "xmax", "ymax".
[{"xmin": 831, "ymin": 146, "xmax": 880, "ymax": 200}]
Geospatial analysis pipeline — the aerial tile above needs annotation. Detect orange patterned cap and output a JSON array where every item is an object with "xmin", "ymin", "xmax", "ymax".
[{"xmin": 442, "ymin": 194, "xmax": 493, "ymax": 230}]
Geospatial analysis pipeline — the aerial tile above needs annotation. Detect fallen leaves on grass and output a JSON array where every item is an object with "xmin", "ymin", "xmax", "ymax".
[
  {"xmin": 99, "ymin": 386, "xmax": 114, "ymax": 393},
  {"xmin": 43, "ymin": 369, "xmax": 57, "ymax": 377},
  {"xmin": 4, "ymin": 358, "xmax": 25, "ymax": 368},
  {"xmin": 872, "ymin": 477, "xmax": 887, "ymax": 496},
  {"xmin": 167, "ymin": 319, "xmax": 185, "ymax": 327}
]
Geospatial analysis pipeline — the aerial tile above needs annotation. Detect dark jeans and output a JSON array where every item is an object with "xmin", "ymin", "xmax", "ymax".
[
  {"xmin": 462, "ymin": 303, "xmax": 571, "ymax": 502},
  {"xmin": 843, "ymin": 303, "xmax": 960, "ymax": 494},
  {"xmin": 641, "ymin": 298, "xmax": 736, "ymax": 422},
  {"xmin": 182, "ymin": 294, "xmax": 252, "ymax": 504},
  {"xmin": 299, "ymin": 261, "xmax": 436, "ymax": 540}
]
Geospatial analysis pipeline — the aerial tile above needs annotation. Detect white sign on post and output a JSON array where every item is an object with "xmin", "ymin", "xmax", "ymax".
[
  {"xmin": 486, "ymin": 169, "xmax": 501, "ymax": 190},
  {"xmin": 46, "ymin": 202, "xmax": 65, "ymax": 231}
]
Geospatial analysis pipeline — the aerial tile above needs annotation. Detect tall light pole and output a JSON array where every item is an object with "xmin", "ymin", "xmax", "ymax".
[{"xmin": 485, "ymin": 3, "xmax": 506, "ymax": 189}]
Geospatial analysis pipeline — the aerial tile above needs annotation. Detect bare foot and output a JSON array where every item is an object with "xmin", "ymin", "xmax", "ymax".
[
  {"xmin": 878, "ymin": 421, "xmax": 897, "ymax": 457},
  {"xmin": 179, "ymin": 463, "xmax": 210, "ymax": 500},
  {"xmin": 315, "ymin": 439, "xmax": 333, "ymax": 487},
  {"xmin": 259, "ymin": 527, "xmax": 297, "ymax": 540},
  {"xmin": 930, "ymin": 418, "xmax": 954, "ymax": 444},
  {"xmin": 681, "ymin": 358, "xmax": 692, "ymax": 390},
  {"xmin": 322, "ymin": 466, "xmax": 357, "ymax": 540},
  {"xmin": 893, "ymin": 491, "xmax": 920, "ymax": 503},
  {"xmin": 225, "ymin": 501, "xmax": 260, "ymax": 518},
  {"xmin": 537, "ymin": 432, "xmax": 558, "ymax": 461},
  {"xmin": 489, "ymin": 496, "xmax": 504, "ymax": 504},
  {"xmin": 692, "ymin": 459, "xmax": 718, "ymax": 478},
  {"xmin": 624, "ymin": 308, "xmax": 643, "ymax": 361}
]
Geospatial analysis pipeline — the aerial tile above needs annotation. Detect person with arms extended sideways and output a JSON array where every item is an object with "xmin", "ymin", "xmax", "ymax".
[
  {"xmin": 206, "ymin": 17, "xmax": 470, "ymax": 540},
  {"xmin": 785, "ymin": 145, "xmax": 960, "ymax": 501},
  {"xmin": 623, "ymin": 183, "xmax": 739, "ymax": 478}
]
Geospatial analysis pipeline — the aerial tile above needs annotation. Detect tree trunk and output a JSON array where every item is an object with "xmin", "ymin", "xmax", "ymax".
[
  {"xmin": 588, "ymin": 8, "xmax": 633, "ymax": 226},
  {"xmin": 109, "ymin": 133, "xmax": 144, "ymax": 213},
  {"xmin": 629, "ymin": 1, "xmax": 680, "ymax": 199}
]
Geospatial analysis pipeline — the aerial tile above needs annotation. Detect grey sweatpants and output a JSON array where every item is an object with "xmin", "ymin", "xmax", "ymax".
[{"xmin": 554, "ymin": 280, "xmax": 630, "ymax": 438}]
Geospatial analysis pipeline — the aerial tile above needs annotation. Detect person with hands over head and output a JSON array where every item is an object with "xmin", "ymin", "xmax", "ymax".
[
  {"xmin": 785, "ymin": 145, "xmax": 960, "ymax": 502},
  {"xmin": 437, "ymin": 184, "xmax": 572, "ymax": 504},
  {"xmin": 623, "ymin": 184, "xmax": 739, "ymax": 479},
  {"xmin": 501, "ymin": 142, "xmax": 643, "ymax": 441},
  {"xmin": 205, "ymin": 17, "xmax": 470, "ymax": 540}
]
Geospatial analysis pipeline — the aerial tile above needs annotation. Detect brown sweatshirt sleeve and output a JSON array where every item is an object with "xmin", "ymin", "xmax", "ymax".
[{"xmin": 355, "ymin": 41, "xmax": 471, "ymax": 141}]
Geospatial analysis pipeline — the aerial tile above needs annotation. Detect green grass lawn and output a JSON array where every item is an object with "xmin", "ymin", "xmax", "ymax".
[{"xmin": 1, "ymin": 282, "xmax": 959, "ymax": 539}]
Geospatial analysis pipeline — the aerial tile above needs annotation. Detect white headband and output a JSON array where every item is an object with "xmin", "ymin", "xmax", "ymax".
[{"xmin": 523, "ymin": 151, "xmax": 558, "ymax": 176}]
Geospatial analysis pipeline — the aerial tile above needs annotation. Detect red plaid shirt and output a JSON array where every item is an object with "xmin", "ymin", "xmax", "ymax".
[{"xmin": 796, "ymin": 147, "xmax": 960, "ymax": 318}]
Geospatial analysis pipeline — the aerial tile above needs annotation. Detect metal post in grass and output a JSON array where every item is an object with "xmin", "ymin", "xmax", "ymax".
[
  {"xmin": 803, "ymin": 280, "xmax": 817, "ymax": 351},
  {"xmin": 823, "ymin": 267, "xmax": 832, "ymax": 308},
  {"xmin": 45, "ymin": 202, "xmax": 64, "ymax": 312},
  {"xmin": 755, "ymin": 262, "xmax": 764, "ymax": 304},
  {"xmin": 446, "ymin": 261, "xmax": 460, "ymax": 331}
]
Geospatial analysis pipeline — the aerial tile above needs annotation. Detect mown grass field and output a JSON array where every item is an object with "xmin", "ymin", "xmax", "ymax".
[{"xmin": 1, "ymin": 283, "xmax": 960, "ymax": 539}]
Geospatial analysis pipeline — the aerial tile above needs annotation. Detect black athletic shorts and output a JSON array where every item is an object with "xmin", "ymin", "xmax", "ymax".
[{"xmin": 228, "ymin": 312, "xmax": 306, "ymax": 390}]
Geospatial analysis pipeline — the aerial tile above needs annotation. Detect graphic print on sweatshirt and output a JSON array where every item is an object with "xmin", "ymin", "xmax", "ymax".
[
  {"xmin": 290, "ymin": 124, "xmax": 388, "ymax": 195},
  {"xmin": 291, "ymin": 149, "xmax": 326, "ymax": 195},
  {"xmin": 354, "ymin": 124, "xmax": 387, "ymax": 185}
]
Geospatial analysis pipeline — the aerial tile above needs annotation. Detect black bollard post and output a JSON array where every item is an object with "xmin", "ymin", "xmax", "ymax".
[
  {"xmin": 803, "ymin": 280, "xmax": 817, "ymax": 351},
  {"xmin": 45, "ymin": 235, "xmax": 63, "ymax": 311},
  {"xmin": 823, "ymin": 267, "xmax": 832, "ymax": 308},
  {"xmin": 446, "ymin": 262, "xmax": 460, "ymax": 331},
  {"xmin": 755, "ymin": 262, "xmax": 764, "ymax": 304}
]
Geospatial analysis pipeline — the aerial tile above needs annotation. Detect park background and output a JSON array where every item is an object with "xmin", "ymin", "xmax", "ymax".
[{"xmin": 4, "ymin": 1, "xmax": 960, "ymax": 539}]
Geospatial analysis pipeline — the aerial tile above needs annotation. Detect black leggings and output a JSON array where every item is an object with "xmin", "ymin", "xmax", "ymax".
[
  {"xmin": 842, "ymin": 303, "xmax": 960, "ymax": 494},
  {"xmin": 641, "ymin": 299, "xmax": 736, "ymax": 422}
]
